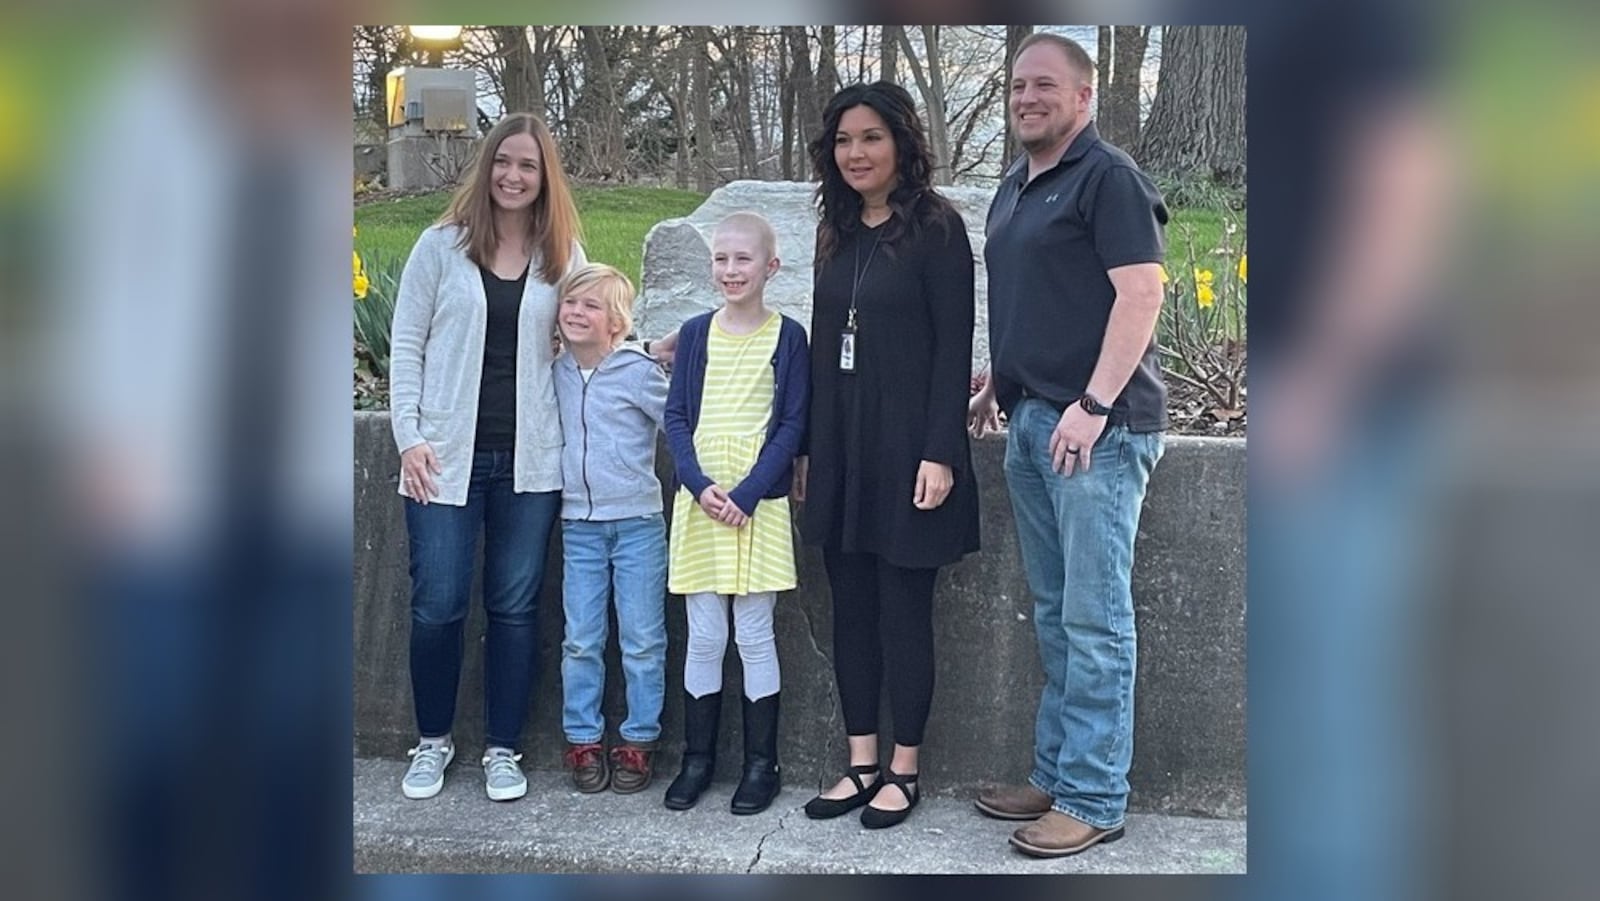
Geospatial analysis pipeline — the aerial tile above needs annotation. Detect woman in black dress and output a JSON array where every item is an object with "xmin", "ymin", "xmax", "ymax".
[{"xmin": 797, "ymin": 82, "xmax": 980, "ymax": 829}]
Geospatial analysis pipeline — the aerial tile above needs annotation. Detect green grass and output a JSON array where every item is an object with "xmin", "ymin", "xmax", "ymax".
[
  {"xmin": 354, "ymin": 185, "xmax": 707, "ymax": 288},
  {"xmin": 354, "ymin": 183, "xmax": 1242, "ymax": 332}
]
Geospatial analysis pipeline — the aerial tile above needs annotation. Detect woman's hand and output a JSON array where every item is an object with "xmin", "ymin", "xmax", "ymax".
[
  {"xmin": 912, "ymin": 460, "xmax": 953, "ymax": 510},
  {"xmin": 400, "ymin": 443, "xmax": 442, "ymax": 504},
  {"xmin": 648, "ymin": 328, "xmax": 680, "ymax": 367},
  {"xmin": 968, "ymin": 372, "xmax": 1001, "ymax": 438}
]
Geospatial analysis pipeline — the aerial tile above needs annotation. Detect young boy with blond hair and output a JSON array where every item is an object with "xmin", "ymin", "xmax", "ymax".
[{"xmin": 552, "ymin": 263, "xmax": 671, "ymax": 794}]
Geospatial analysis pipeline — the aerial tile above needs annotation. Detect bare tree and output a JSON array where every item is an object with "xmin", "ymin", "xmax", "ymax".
[
  {"xmin": 1096, "ymin": 26, "xmax": 1150, "ymax": 150},
  {"xmin": 880, "ymin": 25, "xmax": 901, "ymax": 84},
  {"xmin": 691, "ymin": 28, "xmax": 714, "ymax": 191},
  {"xmin": 1137, "ymin": 25, "xmax": 1246, "ymax": 186},
  {"xmin": 897, "ymin": 26, "xmax": 953, "ymax": 184},
  {"xmin": 706, "ymin": 27, "xmax": 759, "ymax": 179},
  {"xmin": 673, "ymin": 32, "xmax": 692, "ymax": 188},
  {"xmin": 817, "ymin": 26, "xmax": 839, "ymax": 97},
  {"xmin": 352, "ymin": 26, "xmax": 405, "ymax": 136},
  {"xmin": 572, "ymin": 27, "xmax": 628, "ymax": 179},
  {"xmin": 490, "ymin": 26, "xmax": 546, "ymax": 119},
  {"xmin": 783, "ymin": 26, "xmax": 822, "ymax": 176}
]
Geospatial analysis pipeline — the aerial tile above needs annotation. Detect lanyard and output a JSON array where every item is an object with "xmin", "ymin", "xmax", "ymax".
[{"xmin": 847, "ymin": 229, "xmax": 884, "ymax": 331}]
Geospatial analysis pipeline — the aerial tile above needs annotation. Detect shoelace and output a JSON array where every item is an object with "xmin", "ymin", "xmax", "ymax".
[
  {"xmin": 563, "ymin": 743, "xmax": 604, "ymax": 769},
  {"xmin": 610, "ymin": 746, "xmax": 651, "ymax": 774},
  {"xmin": 481, "ymin": 750, "xmax": 524, "ymax": 780},
  {"xmin": 406, "ymin": 743, "xmax": 450, "ymax": 777}
]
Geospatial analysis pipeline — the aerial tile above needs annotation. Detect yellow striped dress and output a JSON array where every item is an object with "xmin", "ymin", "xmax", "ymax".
[{"xmin": 668, "ymin": 313, "xmax": 798, "ymax": 595}]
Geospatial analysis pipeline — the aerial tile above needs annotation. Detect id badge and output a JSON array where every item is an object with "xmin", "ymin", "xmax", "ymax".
[{"xmin": 839, "ymin": 327, "xmax": 857, "ymax": 373}]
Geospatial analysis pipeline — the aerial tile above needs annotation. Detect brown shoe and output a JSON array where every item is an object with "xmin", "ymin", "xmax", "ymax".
[
  {"xmin": 609, "ymin": 741, "xmax": 656, "ymax": 794},
  {"xmin": 1008, "ymin": 811, "xmax": 1126, "ymax": 858},
  {"xmin": 974, "ymin": 783, "xmax": 1053, "ymax": 820},
  {"xmin": 563, "ymin": 741, "xmax": 609, "ymax": 793}
]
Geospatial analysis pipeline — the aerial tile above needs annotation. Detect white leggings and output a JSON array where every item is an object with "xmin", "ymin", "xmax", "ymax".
[{"xmin": 684, "ymin": 592, "xmax": 779, "ymax": 701}]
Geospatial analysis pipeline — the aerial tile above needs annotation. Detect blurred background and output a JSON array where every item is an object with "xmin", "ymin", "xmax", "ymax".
[{"xmin": 2, "ymin": 0, "xmax": 1597, "ymax": 900}]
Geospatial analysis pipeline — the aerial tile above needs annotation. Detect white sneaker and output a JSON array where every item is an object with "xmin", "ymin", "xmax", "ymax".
[
  {"xmin": 482, "ymin": 748, "xmax": 527, "ymax": 801},
  {"xmin": 401, "ymin": 739, "xmax": 455, "ymax": 799}
]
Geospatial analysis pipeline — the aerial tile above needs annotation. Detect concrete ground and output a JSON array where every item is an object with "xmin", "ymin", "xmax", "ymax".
[{"xmin": 354, "ymin": 758, "xmax": 1246, "ymax": 875}]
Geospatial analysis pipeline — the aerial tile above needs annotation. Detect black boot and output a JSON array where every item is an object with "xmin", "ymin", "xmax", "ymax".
[
  {"xmin": 730, "ymin": 692, "xmax": 781, "ymax": 815},
  {"xmin": 663, "ymin": 690, "xmax": 720, "ymax": 810}
]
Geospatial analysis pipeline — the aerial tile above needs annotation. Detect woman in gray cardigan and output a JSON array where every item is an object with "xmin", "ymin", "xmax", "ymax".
[{"xmin": 389, "ymin": 113, "xmax": 587, "ymax": 802}]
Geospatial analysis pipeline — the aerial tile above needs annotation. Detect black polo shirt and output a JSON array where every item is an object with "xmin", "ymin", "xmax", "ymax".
[{"xmin": 984, "ymin": 121, "xmax": 1170, "ymax": 431}]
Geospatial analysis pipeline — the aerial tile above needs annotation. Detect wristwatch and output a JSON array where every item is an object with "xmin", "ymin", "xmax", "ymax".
[{"xmin": 1078, "ymin": 392, "xmax": 1113, "ymax": 416}]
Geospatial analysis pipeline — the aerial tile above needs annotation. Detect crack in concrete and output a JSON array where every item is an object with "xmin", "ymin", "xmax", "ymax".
[
  {"xmin": 745, "ymin": 807, "xmax": 792, "ymax": 873},
  {"xmin": 793, "ymin": 599, "xmax": 841, "ymax": 786}
]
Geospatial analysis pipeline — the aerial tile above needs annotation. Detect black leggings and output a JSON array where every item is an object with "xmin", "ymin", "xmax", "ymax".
[{"xmin": 823, "ymin": 549, "xmax": 940, "ymax": 747}]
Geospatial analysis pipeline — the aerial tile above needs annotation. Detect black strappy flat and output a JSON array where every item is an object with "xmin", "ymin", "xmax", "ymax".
[
  {"xmin": 803, "ymin": 763, "xmax": 882, "ymax": 819},
  {"xmin": 859, "ymin": 769, "xmax": 920, "ymax": 829}
]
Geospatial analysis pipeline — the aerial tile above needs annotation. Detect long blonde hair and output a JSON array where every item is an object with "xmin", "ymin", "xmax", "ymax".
[{"xmin": 438, "ymin": 113, "xmax": 583, "ymax": 283}]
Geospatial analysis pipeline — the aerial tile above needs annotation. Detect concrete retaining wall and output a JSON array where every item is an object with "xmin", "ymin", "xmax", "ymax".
[{"xmin": 354, "ymin": 411, "xmax": 1245, "ymax": 817}]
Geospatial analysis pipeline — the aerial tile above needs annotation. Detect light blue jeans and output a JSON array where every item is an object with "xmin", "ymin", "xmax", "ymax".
[
  {"xmin": 1003, "ymin": 398, "xmax": 1163, "ymax": 829},
  {"xmin": 559, "ymin": 514, "xmax": 668, "ymax": 744}
]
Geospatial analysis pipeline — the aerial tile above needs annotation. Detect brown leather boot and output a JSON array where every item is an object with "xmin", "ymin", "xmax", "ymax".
[
  {"xmin": 974, "ymin": 783, "xmax": 1053, "ymax": 820},
  {"xmin": 563, "ymin": 741, "xmax": 609, "ymax": 793},
  {"xmin": 609, "ymin": 741, "xmax": 657, "ymax": 794},
  {"xmin": 1008, "ymin": 811, "xmax": 1126, "ymax": 858}
]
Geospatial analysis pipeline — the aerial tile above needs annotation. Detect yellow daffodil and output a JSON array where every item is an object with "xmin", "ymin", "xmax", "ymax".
[
  {"xmin": 1158, "ymin": 264, "xmax": 1170, "ymax": 284},
  {"xmin": 1195, "ymin": 268, "xmax": 1215, "ymax": 308},
  {"xmin": 1238, "ymin": 254, "xmax": 1247, "ymax": 284},
  {"xmin": 353, "ymin": 250, "xmax": 369, "ymax": 299}
]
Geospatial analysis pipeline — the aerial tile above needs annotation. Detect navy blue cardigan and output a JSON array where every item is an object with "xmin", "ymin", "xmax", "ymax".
[{"xmin": 663, "ymin": 311, "xmax": 811, "ymax": 516}]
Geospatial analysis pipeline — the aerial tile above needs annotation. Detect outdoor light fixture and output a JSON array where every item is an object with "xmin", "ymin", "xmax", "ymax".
[
  {"xmin": 408, "ymin": 26, "xmax": 463, "ymax": 45},
  {"xmin": 408, "ymin": 26, "xmax": 463, "ymax": 66}
]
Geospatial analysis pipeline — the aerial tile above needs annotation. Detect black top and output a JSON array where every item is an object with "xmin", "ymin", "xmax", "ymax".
[
  {"xmin": 984, "ymin": 121, "xmax": 1170, "ymax": 431},
  {"xmin": 475, "ymin": 262, "xmax": 527, "ymax": 452},
  {"xmin": 802, "ymin": 201, "xmax": 981, "ymax": 570}
]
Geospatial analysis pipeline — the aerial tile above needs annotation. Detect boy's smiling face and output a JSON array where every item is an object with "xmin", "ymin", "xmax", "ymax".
[
  {"xmin": 558, "ymin": 289, "xmax": 622, "ymax": 352},
  {"xmin": 711, "ymin": 224, "xmax": 778, "ymax": 307}
]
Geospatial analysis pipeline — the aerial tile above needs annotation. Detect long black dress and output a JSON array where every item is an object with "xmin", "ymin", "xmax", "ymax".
[{"xmin": 801, "ymin": 200, "xmax": 981, "ymax": 570}]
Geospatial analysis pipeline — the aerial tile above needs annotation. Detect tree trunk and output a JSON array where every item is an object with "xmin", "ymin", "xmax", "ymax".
[
  {"xmin": 673, "ymin": 29, "xmax": 692, "ymax": 189},
  {"xmin": 492, "ymin": 26, "xmax": 544, "ymax": 119},
  {"xmin": 898, "ymin": 26, "xmax": 953, "ymax": 184},
  {"xmin": 880, "ymin": 25, "xmax": 900, "ymax": 83},
  {"xmin": 1096, "ymin": 26, "xmax": 1150, "ymax": 151},
  {"xmin": 784, "ymin": 27, "xmax": 820, "ymax": 176},
  {"xmin": 1003, "ymin": 26, "xmax": 1033, "ymax": 165},
  {"xmin": 691, "ymin": 28, "xmax": 715, "ymax": 191},
  {"xmin": 1136, "ymin": 25, "xmax": 1246, "ymax": 186},
  {"xmin": 817, "ymin": 26, "xmax": 839, "ymax": 98},
  {"xmin": 575, "ymin": 27, "xmax": 627, "ymax": 180},
  {"xmin": 779, "ymin": 31, "xmax": 795, "ymax": 180},
  {"xmin": 730, "ymin": 27, "xmax": 758, "ymax": 178}
]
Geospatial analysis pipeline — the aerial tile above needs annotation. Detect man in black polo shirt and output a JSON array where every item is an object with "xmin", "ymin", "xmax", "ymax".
[{"xmin": 968, "ymin": 32, "xmax": 1169, "ymax": 858}]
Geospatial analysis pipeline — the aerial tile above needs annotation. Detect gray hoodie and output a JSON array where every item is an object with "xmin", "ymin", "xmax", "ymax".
[{"xmin": 552, "ymin": 343, "xmax": 669, "ymax": 521}]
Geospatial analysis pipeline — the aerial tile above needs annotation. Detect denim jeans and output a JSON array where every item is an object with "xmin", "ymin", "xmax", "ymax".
[
  {"xmin": 1003, "ymin": 398, "xmax": 1163, "ymax": 829},
  {"xmin": 405, "ymin": 449, "xmax": 559, "ymax": 751},
  {"xmin": 559, "ymin": 514, "xmax": 668, "ymax": 744}
]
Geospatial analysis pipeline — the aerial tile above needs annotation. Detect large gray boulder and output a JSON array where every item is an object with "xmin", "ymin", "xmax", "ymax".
[{"xmin": 636, "ymin": 179, "xmax": 995, "ymax": 371}]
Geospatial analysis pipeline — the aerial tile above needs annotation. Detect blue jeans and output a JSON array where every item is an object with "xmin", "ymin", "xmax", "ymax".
[
  {"xmin": 1003, "ymin": 398, "xmax": 1163, "ymax": 829},
  {"xmin": 560, "ymin": 514, "xmax": 668, "ymax": 744},
  {"xmin": 405, "ymin": 449, "xmax": 559, "ymax": 751}
]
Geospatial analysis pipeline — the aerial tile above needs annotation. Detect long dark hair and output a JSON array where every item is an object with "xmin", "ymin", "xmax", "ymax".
[{"xmin": 808, "ymin": 82, "xmax": 954, "ymax": 263}]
